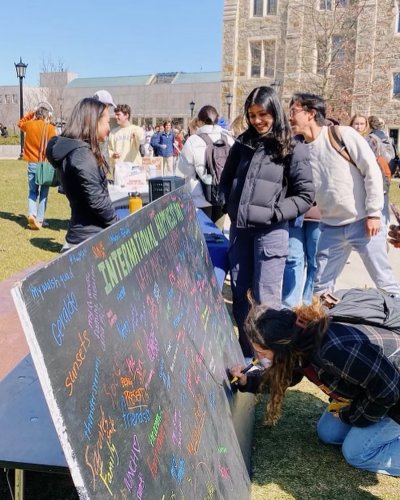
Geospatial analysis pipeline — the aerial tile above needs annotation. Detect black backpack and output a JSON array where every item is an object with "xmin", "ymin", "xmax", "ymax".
[
  {"xmin": 197, "ymin": 133, "xmax": 231, "ymax": 205},
  {"xmin": 321, "ymin": 288, "xmax": 400, "ymax": 334}
]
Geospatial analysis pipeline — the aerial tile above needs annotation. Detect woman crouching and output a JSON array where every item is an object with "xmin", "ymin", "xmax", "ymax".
[{"xmin": 230, "ymin": 298, "xmax": 400, "ymax": 476}]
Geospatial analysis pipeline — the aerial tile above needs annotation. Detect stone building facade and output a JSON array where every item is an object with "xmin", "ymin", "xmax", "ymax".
[{"xmin": 221, "ymin": 0, "xmax": 400, "ymax": 146}]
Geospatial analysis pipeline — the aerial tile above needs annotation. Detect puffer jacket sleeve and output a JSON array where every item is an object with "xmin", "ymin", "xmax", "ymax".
[
  {"xmin": 71, "ymin": 148, "xmax": 117, "ymax": 227},
  {"xmin": 274, "ymin": 142, "xmax": 315, "ymax": 223}
]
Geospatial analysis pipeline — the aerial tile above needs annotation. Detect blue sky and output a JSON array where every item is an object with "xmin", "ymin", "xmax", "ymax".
[{"xmin": 2, "ymin": 0, "xmax": 224, "ymax": 86}]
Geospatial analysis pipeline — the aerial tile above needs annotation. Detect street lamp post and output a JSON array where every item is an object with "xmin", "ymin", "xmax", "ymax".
[
  {"xmin": 189, "ymin": 100, "xmax": 195, "ymax": 119},
  {"xmin": 225, "ymin": 93, "xmax": 233, "ymax": 122},
  {"xmin": 15, "ymin": 58, "xmax": 28, "ymax": 159}
]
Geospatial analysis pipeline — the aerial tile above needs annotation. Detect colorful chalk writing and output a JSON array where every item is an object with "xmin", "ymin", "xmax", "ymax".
[{"xmin": 14, "ymin": 188, "xmax": 251, "ymax": 499}]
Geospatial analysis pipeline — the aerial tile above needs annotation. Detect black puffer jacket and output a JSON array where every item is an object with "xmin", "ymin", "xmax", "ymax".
[
  {"xmin": 219, "ymin": 132, "xmax": 315, "ymax": 228},
  {"xmin": 47, "ymin": 137, "xmax": 117, "ymax": 244}
]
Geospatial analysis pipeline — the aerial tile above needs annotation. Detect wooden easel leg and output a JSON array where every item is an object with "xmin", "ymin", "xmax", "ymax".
[{"xmin": 15, "ymin": 469, "xmax": 24, "ymax": 500}]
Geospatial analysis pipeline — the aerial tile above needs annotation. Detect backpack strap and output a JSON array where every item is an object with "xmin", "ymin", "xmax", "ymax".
[
  {"xmin": 327, "ymin": 125, "xmax": 356, "ymax": 166},
  {"xmin": 197, "ymin": 132, "xmax": 213, "ymax": 146}
]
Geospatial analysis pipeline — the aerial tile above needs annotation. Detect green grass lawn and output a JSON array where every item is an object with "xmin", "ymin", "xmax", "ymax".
[{"xmin": 0, "ymin": 160, "xmax": 399, "ymax": 499}]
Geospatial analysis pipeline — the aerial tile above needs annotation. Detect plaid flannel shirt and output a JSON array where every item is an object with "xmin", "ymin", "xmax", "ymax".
[{"xmin": 313, "ymin": 322, "xmax": 400, "ymax": 427}]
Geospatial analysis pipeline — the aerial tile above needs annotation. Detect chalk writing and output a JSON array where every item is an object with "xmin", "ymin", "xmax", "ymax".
[
  {"xmin": 84, "ymin": 357, "xmax": 101, "ymax": 441},
  {"xmin": 97, "ymin": 223, "xmax": 159, "ymax": 295},
  {"xmin": 16, "ymin": 188, "xmax": 251, "ymax": 499},
  {"xmin": 51, "ymin": 292, "xmax": 78, "ymax": 346},
  {"xmin": 65, "ymin": 330, "xmax": 90, "ymax": 396},
  {"xmin": 29, "ymin": 267, "xmax": 74, "ymax": 300},
  {"xmin": 123, "ymin": 434, "xmax": 141, "ymax": 492}
]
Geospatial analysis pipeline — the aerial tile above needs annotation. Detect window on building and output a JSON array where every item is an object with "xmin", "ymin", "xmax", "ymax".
[
  {"xmin": 250, "ymin": 40, "xmax": 276, "ymax": 78},
  {"xmin": 266, "ymin": 0, "xmax": 277, "ymax": 15},
  {"xmin": 250, "ymin": 41, "xmax": 262, "ymax": 77},
  {"xmin": 396, "ymin": 3, "xmax": 400, "ymax": 33},
  {"xmin": 252, "ymin": 0, "xmax": 277, "ymax": 17},
  {"xmin": 4, "ymin": 94, "xmax": 15, "ymax": 104},
  {"xmin": 253, "ymin": 0, "xmax": 263, "ymax": 16},
  {"xmin": 319, "ymin": 0, "xmax": 332, "ymax": 10},
  {"xmin": 316, "ymin": 38, "xmax": 328, "ymax": 74},
  {"xmin": 264, "ymin": 40, "xmax": 276, "ymax": 77},
  {"xmin": 393, "ymin": 73, "xmax": 400, "ymax": 98},
  {"xmin": 331, "ymin": 35, "xmax": 345, "ymax": 71}
]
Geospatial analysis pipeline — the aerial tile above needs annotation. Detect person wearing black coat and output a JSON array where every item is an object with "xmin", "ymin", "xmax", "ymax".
[
  {"xmin": 219, "ymin": 86, "xmax": 315, "ymax": 358},
  {"xmin": 47, "ymin": 98, "xmax": 117, "ymax": 249}
]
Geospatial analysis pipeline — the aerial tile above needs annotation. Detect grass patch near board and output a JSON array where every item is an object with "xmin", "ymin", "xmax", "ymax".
[
  {"xmin": 0, "ymin": 159, "xmax": 70, "ymax": 281},
  {"xmin": 0, "ymin": 160, "xmax": 399, "ymax": 499}
]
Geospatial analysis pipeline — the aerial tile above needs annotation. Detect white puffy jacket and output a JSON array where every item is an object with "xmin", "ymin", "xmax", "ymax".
[{"xmin": 177, "ymin": 124, "xmax": 234, "ymax": 207}]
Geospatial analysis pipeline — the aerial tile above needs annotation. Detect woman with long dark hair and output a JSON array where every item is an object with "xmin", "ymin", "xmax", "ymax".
[
  {"xmin": 219, "ymin": 86, "xmax": 314, "ymax": 357},
  {"xmin": 47, "ymin": 98, "xmax": 117, "ymax": 250},
  {"xmin": 229, "ymin": 298, "xmax": 400, "ymax": 476}
]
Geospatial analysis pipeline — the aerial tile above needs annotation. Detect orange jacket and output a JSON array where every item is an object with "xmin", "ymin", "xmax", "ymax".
[{"xmin": 17, "ymin": 112, "xmax": 57, "ymax": 162}]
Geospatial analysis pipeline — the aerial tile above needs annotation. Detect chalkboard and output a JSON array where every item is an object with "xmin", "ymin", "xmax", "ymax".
[{"xmin": 12, "ymin": 188, "xmax": 251, "ymax": 499}]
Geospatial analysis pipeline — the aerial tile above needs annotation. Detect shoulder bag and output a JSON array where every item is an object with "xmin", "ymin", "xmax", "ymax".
[{"xmin": 35, "ymin": 123, "xmax": 60, "ymax": 187}]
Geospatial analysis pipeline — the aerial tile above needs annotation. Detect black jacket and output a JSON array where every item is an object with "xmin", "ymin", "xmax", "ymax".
[
  {"xmin": 219, "ymin": 132, "xmax": 315, "ymax": 228},
  {"xmin": 46, "ymin": 137, "xmax": 117, "ymax": 244}
]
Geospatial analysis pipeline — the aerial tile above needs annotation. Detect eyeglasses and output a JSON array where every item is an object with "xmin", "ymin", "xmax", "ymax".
[{"xmin": 288, "ymin": 107, "xmax": 305, "ymax": 118}]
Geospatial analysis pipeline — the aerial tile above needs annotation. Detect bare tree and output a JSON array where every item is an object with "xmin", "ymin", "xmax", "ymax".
[
  {"xmin": 286, "ymin": 0, "xmax": 393, "ymax": 121},
  {"xmin": 38, "ymin": 56, "xmax": 69, "ymax": 123}
]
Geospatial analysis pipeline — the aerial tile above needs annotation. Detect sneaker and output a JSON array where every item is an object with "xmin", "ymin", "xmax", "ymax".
[
  {"xmin": 27, "ymin": 215, "xmax": 41, "ymax": 230},
  {"xmin": 41, "ymin": 221, "xmax": 49, "ymax": 228}
]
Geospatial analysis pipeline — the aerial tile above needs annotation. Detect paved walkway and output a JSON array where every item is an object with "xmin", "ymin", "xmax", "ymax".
[{"xmin": 223, "ymin": 215, "xmax": 400, "ymax": 292}]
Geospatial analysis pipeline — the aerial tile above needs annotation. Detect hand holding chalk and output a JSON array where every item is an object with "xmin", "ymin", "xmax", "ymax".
[{"xmin": 230, "ymin": 359, "xmax": 260, "ymax": 385}]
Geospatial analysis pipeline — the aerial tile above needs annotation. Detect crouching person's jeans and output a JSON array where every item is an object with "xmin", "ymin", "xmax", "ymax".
[{"xmin": 317, "ymin": 410, "xmax": 400, "ymax": 476}]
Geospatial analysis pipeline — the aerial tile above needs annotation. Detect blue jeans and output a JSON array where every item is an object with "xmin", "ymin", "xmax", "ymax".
[
  {"xmin": 282, "ymin": 221, "xmax": 321, "ymax": 307},
  {"xmin": 314, "ymin": 218, "xmax": 400, "ymax": 296},
  {"xmin": 28, "ymin": 162, "xmax": 49, "ymax": 223},
  {"xmin": 317, "ymin": 410, "xmax": 400, "ymax": 476},
  {"xmin": 228, "ymin": 223, "xmax": 288, "ymax": 357}
]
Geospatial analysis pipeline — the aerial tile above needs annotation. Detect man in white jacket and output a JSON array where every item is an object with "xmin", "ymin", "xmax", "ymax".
[{"xmin": 289, "ymin": 92, "xmax": 400, "ymax": 296}]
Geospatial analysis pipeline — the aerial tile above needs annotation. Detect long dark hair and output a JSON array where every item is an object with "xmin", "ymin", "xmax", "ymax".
[
  {"xmin": 244, "ymin": 297, "xmax": 329, "ymax": 425},
  {"xmin": 198, "ymin": 105, "xmax": 219, "ymax": 125},
  {"xmin": 62, "ymin": 98, "xmax": 108, "ymax": 169},
  {"xmin": 244, "ymin": 86, "xmax": 293, "ymax": 158}
]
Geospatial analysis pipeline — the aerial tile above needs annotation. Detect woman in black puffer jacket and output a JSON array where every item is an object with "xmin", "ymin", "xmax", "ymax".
[
  {"xmin": 47, "ymin": 98, "xmax": 117, "ymax": 251},
  {"xmin": 219, "ymin": 86, "xmax": 315, "ymax": 357}
]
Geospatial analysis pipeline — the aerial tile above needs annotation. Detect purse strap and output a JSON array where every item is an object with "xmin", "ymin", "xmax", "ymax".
[{"xmin": 38, "ymin": 121, "xmax": 49, "ymax": 162}]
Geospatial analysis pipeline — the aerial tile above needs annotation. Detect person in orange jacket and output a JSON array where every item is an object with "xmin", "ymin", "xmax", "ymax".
[{"xmin": 18, "ymin": 105, "xmax": 56, "ymax": 229}]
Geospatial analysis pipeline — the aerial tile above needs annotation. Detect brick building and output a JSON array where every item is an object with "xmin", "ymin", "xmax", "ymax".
[{"xmin": 221, "ymin": 0, "xmax": 400, "ymax": 146}]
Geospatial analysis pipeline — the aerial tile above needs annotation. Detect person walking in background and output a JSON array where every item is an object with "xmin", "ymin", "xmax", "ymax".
[
  {"xmin": 350, "ymin": 114, "xmax": 392, "ymax": 225},
  {"xmin": 289, "ymin": 92, "xmax": 400, "ymax": 297},
  {"xmin": 173, "ymin": 127, "xmax": 184, "ymax": 170},
  {"xmin": 177, "ymin": 105, "xmax": 234, "ymax": 228},
  {"xmin": 150, "ymin": 124, "xmax": 162, "ymax": 157},
  {"xmin": 151, "ymin": 121, "xmax": 175, "ymax": 175},
  {"xmin": 18, "ymin": 104, "xmax": 57, "ymax": 230},
  {"xmin": 368, "ymin": 116, "xmax": 397, "ymax": 167},
  {"xmin": 46, "ymin": 98, "xmax": 117, "ymax": 251},
  {"xmin": 108, "ymin": 104, "xmax": 144, "ymax": 171},
  {"xmin": 219, "ymin": 86, "xmax": 315, "ymax": 357},
  {"xmin": 229, "ymin": 298, "xmax": 400, "ymax": 476}
]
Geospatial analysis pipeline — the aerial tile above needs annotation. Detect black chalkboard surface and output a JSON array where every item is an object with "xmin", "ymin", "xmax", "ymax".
[{"xmin": 12, "ymin": 188, "xmax": 250, "ymax": 499}]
